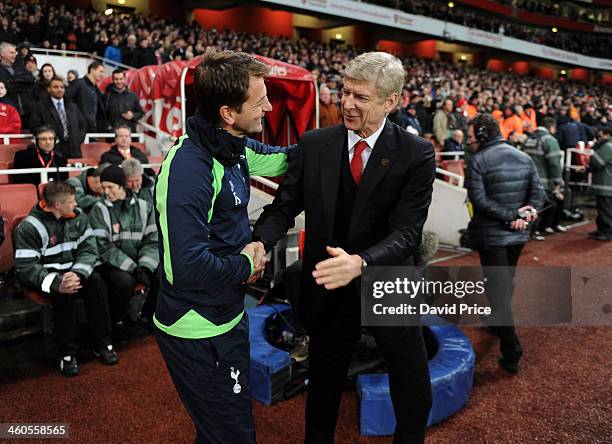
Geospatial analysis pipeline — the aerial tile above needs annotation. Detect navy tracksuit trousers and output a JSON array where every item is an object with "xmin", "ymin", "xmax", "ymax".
[{"xmin": 155, "ymin": 315, "xmax": 255, "ymax": 444}]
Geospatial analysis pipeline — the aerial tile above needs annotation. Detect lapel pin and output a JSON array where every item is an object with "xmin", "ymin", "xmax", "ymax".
[{"xmin": 381, "ymin": 158, "xmax": 390, "ymax": 167}]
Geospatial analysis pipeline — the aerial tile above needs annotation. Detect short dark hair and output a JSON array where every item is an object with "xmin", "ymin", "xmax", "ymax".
[
  {"xmin": 113, "ymin": 123, "xmax": 131, "ymax": 135},
  {"xmin": 112, "ymin": 68, "xmax": 125, "ymax": 78},
  {"xmin": 195, "ymin": 49, "xmax": 270, "ymax": 125},
  {"xmin": 542, "ymin": 117, "xmax": 556, "ymax": 131},
  {"xmin": 87, "ymin": 61, "xmax": 104, "ymax": 73},
  {"xmin": 48, "ymin": 76, "xmax": 64, "ymax": 85},
  {"xmin": 34, "ymin": 125, "xmax": 56, "ymax": 138},
  {"xmin": 468, "ymin": 113, "xmax": 501, "ymax": 143},
  {"xmin": 44, "ymin": 181, "xmax": 75, "ymax": 205}
]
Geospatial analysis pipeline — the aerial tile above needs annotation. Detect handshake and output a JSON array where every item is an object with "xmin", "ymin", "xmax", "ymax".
[{"xmin": 241, "ymin": 241, "xmax": 268, "ymax": 284}]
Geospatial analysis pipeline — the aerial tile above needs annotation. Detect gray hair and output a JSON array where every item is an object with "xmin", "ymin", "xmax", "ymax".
[
  {"xmin": 121, "ymin": 157, "xmax": 143, "ymax": 177},
  {"xmin": 0, "ymin": 41, "xmax": 16, "ymax": 54},
  {"xmin": 344, "ymin": 52, "xmax": 405, "ymax": 100}
]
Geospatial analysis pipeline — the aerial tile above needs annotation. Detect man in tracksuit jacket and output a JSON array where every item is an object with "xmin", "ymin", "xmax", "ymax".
[
  {"xmin": 14, "ymin": 181, "xmax": 117, "ymax": 377},
  {"xmin": 153, "ymin": 50, "xmax": 293, "ymax": 444},
  {"xmin": 89, "ymin": 165, "xmax": 160, "ymax": 338}
]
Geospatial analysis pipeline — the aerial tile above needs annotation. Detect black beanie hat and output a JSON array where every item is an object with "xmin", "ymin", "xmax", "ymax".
[{"xmin": 100, "ymin": 164, "xmax": 126, "ymax": 187}]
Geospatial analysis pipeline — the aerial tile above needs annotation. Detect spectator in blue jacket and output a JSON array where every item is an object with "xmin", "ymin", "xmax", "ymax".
[
  {"xmin": 556, "ymin": 108, "xmax": 584, "ymax": 149},
  {"xmin": 103, "ymin": 35, "xmax": 122, "ymax": 65}
]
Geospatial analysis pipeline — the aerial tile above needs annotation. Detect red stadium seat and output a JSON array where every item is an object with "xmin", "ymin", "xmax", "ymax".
[
  {"xmin": 0, "ymin": 211, "xmax": 13, "ymax": 272},
  {"xmin": 132, "ymin": 142, "xmax": 146, "ymax": 152},
  {"xmin": 0, "ymin": 161, "xmax": 13, "ymax": 184},
  {"xmin": 0, "ymin": 143, "xmax": 28, "ymax": 162},
  {"xmin": 37, "ymin": 183, "xmax": 46, "ymax": 199},
  {"xmin": 0, "ymin": 184, "xmax": 39, "ymax": 227},
  {"xmin": 148, "ymin": 155, "xmax": 164, "ymax": 174},
  {"xmin": 80, "ymin": 142, "xmax": 111, "ymax": 162},
  {"xmin": 440, "ymin": 160, "xmax": 465, "ymax": 186}
]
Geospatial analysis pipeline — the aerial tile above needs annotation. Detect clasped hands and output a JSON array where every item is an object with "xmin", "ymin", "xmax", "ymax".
[
  {"xmin": 58, "ymin": 271, "xmax": 82, "ymax": 294},
  {"xmin": 509, "ymin": 205, "xmax": 538, "ymax": 231},
  {"xmin": 241, "ymin": 241, "xmax": 268, "ymax": 284}
]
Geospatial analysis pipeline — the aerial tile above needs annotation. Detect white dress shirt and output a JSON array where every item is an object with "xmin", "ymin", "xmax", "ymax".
[{"xmin": 347, "ymin": 119, "xmax": 386, "ymax": 172}]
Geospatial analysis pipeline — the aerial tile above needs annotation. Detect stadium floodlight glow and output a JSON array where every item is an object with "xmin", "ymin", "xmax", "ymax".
[
  {"xmin": 460, "ymin": 54, "xmax": 467, "ymax": 61},
  {"xmin": 448, "ymin": 2, "xmax": 454, "ymax": 7},
  {"xmin": 561, "ymin": 70, "xmax": 567, "ymax": 75},
  {"xmin": 552, "ymin": 27, "xmax": 558, "ymax": 33},
  {"xmin": 335, "ymin": 33, "xmax": 342, "ymax": 40},
  {"xmin": 118, "ymin": 0, "xmax": 126, "ymax": 4},
  {"xmin": 105, "ymin": 8, "xmax": 113, "ymax": 15}
]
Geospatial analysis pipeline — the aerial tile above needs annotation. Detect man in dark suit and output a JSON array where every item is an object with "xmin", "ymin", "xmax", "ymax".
[
  {"xmin": 13, "ymin": 125, "xmax": 68, "ymax": 185},
  {"xmin": 30, "ymin": 77, "xmax": 87, "ymax": 158},
  {"xmin": 253, "ymin": 52, "xmax": 436, "ymax": 444}
]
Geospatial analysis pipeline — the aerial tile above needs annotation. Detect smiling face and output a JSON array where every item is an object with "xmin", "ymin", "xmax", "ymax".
[
  {"xmin": 223, "ymin": 76, "xmax": 272, "ymax": 136},
  {"xmin": 101, "ymin": 181, "xmax": 126, "ymax": 202},
  {"xmin": 341, "ymin": 78, "xmax": 397, "ymax": 138}
]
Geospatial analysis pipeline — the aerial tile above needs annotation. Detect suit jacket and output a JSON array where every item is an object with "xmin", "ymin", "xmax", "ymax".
[
  {"xmin": 253, "ymin": 120, "xmax": 436, "ymax": 330},
  {"xmin": 30, "ymin": 97, "xmax": 87, "ymax": 158},
  {"xmin": 13, "ymin": 144, "xmax": 68, "ymax": 185}
]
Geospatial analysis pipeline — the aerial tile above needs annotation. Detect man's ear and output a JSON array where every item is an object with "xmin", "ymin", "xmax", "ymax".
[
  {"xmin": 219, "ymin": 106, "xmax": 235, "ymax": 126},
  {"xmin": 384, "ymin": 92, "xmax": 399, "ymax": 114}
]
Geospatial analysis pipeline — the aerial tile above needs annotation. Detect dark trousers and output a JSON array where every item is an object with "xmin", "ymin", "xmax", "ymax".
[
  {"xmin": 96, "ymin": 264, "xmax": 137, "ymax": 323},
  {"xmin": 49, "ymin": 270, "xmax": 112, "ymax": 357},
  {"xmin": 305, "ymin": 290, "xmax": 432, "ymax": 444},
  {"xmin": 538, "ymin": 191, "xmax": 563, "ymax": 230},
  {"xmin": 595, "ymin": 195, "xmax": 612, "ymax": 237},
  {"xmin": 478, "ymin": 244, "xmax": 524, "ymax": 358},
  {"xmin": 155, "ymin": 315, "xmax": 255, "ymax": 444}
]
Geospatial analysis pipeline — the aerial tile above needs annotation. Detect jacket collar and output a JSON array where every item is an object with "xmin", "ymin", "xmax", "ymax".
[
  {"xmin": 478, "ymin": 135, "xmax": 506, "ymax": 152},
  {"xmin": 186, "ymin": 114, "xmax": 246, "ymax": 167}
]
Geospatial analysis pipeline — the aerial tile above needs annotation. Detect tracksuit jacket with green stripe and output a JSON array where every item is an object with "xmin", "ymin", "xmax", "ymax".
[
  {"xmin": 154, "ymin": 115, "xmax": 293, "ymax": 339},
  {"xmin": 14, "ymin": 204, "xmax": 97, "ymax": 293},
  {"xmin": 88, "ymin": 193, "xmax": 159, "ymax": 273}
]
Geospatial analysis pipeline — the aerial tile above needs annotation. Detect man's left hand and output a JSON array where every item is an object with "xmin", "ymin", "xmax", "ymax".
[
  {"xmin": 312, "ymin": 246, "xmax": 362, "ymax": 290},
  {"xmin": 121, "ymin": 111, "xmax": 134, "ymax": 120}
]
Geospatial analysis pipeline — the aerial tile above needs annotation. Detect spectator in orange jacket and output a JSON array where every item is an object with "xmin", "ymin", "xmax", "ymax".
[
  {"xmin": 520, "ymin": 103, "xmax": 537, "ymax": 134},
  {"xmin": 466, "ymin": 94, "xmax": 479, "ymax": 119},
  {"xmin": 501, "ymin": 106, "xmax": 523, "ymax": 140},
  {"xmin": 318, "ymin": 85, "xmax": 342, "ymax": 128},
  {"xmin": 0, "ymin": 80, "xmax": 21, "ymax": 134}
]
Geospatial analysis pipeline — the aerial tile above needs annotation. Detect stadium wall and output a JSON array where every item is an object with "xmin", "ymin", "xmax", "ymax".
[
  {"xmin": 193, "ymin": 6, "xmax": 293, "ymax": 38},
  {"xmin": 377, "ymin": 40, "xmax": 437, "ymax": 59}
]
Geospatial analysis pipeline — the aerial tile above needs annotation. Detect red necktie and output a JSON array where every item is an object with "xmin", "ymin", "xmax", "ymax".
[{"xmin": 350, "ymin": 140, "xmax": 368, "ymax": 186}]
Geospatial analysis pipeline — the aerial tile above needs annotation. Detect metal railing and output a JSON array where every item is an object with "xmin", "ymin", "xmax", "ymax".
[
  {"xmin": 31, "ymin": 47, "xmax": 134, "ymax": 70},
  {"xmin": 564, "ymin": 147, "xmax": 593, "ymax": 187},
  {"xmin": 436, "ymin": 167, "xmax": 464, "ymax": 188},
  {"xmin": 84, "ymin": 133, "xmax": 145, "ymax": 143},
  {"xmin": 0, "ymin": 134, "xmax": 34, "ymax": 144},
  {"xmin": 0, "ymin": 163, "xmax": 161, "ymax": 184}
]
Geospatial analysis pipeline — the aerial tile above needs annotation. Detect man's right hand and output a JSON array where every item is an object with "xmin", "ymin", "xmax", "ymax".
[
  {"xmin": 241, "ymin": 242, "xmax": 267, "ymax": 284},
  {"xmin": 247, "ymin": 242, "xmax": 267, "ymax": 284},
  {"xmin": 58, "ymin": 272, "xmax": 82, "ymax": 294}
]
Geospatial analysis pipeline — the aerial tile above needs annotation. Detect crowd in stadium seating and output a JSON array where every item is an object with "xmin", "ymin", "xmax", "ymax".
[
  {"xmin": 0, "ymin": 0, "xmax": 610, "ymax": 65},
  {"xmin": 0, "ymin": 0, "xmax": 610, "ymax": 160},
  {"xmin": 497, "ymin": 0, "xmax": 611, "ymax": 25},
  {"xmin": 368, "ymin": 0, "xmax": 612, "ymax": 58}
]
